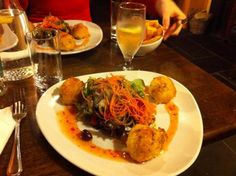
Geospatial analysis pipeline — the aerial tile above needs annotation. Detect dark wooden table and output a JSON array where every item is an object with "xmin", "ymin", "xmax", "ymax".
[{"xmin": 0, "ymin": 23, "xmax": 235, "ymax": 176}]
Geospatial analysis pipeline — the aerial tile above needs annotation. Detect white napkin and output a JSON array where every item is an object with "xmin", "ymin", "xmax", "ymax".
[{"xmin": 0, "ymin": 106, "xmax": 15, "ymax": 154}]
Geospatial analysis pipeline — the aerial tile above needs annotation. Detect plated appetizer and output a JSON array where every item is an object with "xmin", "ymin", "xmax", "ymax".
[
  {"xmin": 58, "ymin": 75, "xmax": 178, "ymax": 163},
  {"xmin": 36, "ymin": 15, "xmax": 90, "ymax": 51}
]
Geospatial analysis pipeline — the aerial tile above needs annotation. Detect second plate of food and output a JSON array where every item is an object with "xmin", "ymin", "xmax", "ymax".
[{"xmin": 61, "ymin": 20, "xmax": 103, "ymax": 55}]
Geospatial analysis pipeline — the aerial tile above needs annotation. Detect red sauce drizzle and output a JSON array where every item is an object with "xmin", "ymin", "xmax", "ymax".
[{"xmin": 57, "ymin": 102, "xmax": 179, "ymax": 162}]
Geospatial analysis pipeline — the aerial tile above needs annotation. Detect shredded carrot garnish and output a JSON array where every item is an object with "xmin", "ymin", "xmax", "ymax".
[
  {"xmin": 86, "ymin": 75, "xmax": 156, "ymax": 125},
  {"xmin": 40, "ymin": 15, "xmax": 67, "ymax": 30}
]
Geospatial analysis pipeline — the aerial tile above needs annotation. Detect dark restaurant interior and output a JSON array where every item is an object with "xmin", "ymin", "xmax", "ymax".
[{"xmin": 0, "ymin": 0, "xmax": 235, "ymax": 175}]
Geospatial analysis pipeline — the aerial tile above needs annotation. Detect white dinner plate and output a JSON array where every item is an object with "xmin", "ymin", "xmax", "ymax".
[
  {"xmin": 0, "ymin": 24, "xmax": 18, "ymax": 52},
  {"xmin": 36, "ymin": 70, "xmax": 203, "ymax": 176},
  {"xmin": 61, "ymin": 20, "xmax": 103, "ymax": 55},
  {"xmin": 35, "ymin": 20, "xmax": 103, "ymax": 55}
]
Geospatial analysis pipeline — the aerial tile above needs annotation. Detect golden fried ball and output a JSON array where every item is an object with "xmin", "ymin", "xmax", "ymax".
[
  {"xmin": 149, "ymin": 76, "xmax": 176, "ymax": 104},
  {"xmin": 71, "ymin": 23, "xmax": 90, "ymax": 40},
  {"xmin": 126, "ymin": 124, "xmax": 167, "ymax": 163},
  {"xmin": 59, "ymin": 77, "xmax": 84, "ymax": 105},
  {"xmin": 59, "ymin": 31, "xmax": 76, "ymax": 51}
]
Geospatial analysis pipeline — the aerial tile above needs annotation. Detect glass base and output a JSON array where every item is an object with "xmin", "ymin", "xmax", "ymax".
[
  {"xmin": 117, "ymin": 62, "xmax": 134, "ymax": 71},
  {"xmin": 35, "ymin": 75, "xmax": 62, "ymax": 93},
  {"xmin": 122, "ymin": 60, "xmax": 134, "ymax": 71},
  {"xmin": 122, "ymin": 65, "xmax": 134, "ymax": 71}
]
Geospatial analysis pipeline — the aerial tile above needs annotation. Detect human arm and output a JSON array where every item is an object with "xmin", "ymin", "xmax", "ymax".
[
  {"xmin": 133, "ymin": 0, "xmax": 186, "ymax": 40},
  {"xmin": 154, "ymin": 0, "xmax": 186, "ymax": 40}
]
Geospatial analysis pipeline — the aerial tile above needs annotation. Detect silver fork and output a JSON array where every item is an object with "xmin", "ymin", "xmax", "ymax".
[{"xmin": 7, "ymin": 88, "xmax": 27, "ymax": 176}]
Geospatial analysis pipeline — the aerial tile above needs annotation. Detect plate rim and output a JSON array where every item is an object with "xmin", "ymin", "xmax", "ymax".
[{"xmin": 36, "ymin": 70, "xmax": 203, "ymax": 176}]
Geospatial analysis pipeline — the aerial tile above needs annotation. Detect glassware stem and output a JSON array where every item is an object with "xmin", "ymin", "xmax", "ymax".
[{"xmin": 116, "ymin": 2, "xmax": 146, "ymax": 71}]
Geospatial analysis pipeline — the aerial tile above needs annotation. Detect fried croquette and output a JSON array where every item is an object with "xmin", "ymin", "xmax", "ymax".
[
  {"xmin": 149, "ymin": 76, "xmax": 176, "ymax": 104},
  {"xmin": 59, "ymin": 77, "xmax": 84, "ymax": 105},
  {"xmin": 126, "ymin": 124, "xmax": 167, "ymax": 163},
  {"xmin": 71, "ymin": 23, "xmax": 90, "ymax": 40},
  {"xmin": 59, "ymin": 31, "xmax": 76, "ymax": 51}
]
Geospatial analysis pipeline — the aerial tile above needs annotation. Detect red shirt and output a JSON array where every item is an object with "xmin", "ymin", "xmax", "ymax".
[{"xmin": 19, "ymin": 0, "xmax": 91, "ymax": 22}]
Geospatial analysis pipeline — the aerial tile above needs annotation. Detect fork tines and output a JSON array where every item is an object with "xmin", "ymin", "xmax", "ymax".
[{"xmin": 12, "ymin": 88, "xmax": 26, "ymax": 112}]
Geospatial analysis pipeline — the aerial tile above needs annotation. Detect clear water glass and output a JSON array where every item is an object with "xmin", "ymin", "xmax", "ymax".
[
  {"xmin": 0, "ymin": 9, "xmax": 33, "ymax": 81},
  {"xmin": 27, "ymin": 29, "xmax": 63, "ymax": 93}
]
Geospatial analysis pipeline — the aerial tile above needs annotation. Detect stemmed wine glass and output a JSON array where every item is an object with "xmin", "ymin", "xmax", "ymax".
[{"xmin": 116, "ymin": 2, "xmax": 146, "ymax": 70}]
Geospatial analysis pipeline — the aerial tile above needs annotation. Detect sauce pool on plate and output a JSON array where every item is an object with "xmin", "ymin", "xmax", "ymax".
[{"xmin": 57, "ymin": 102, "xmax": 179, "ymax": 162}]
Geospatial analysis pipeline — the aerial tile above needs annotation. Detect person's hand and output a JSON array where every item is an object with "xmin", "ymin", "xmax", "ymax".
[{"xmin": 155, "ymin": 0, "xmax": 186, "ymax": 40}]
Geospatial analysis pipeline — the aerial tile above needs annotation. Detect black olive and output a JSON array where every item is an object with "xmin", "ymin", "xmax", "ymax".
[
  {"xmin": 116, "ymin": 125, "xmax": 125, "ymax": 137},
  {"xmin": 80, "ymin": 129, "xmax": 93, "ymax": 141}
]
